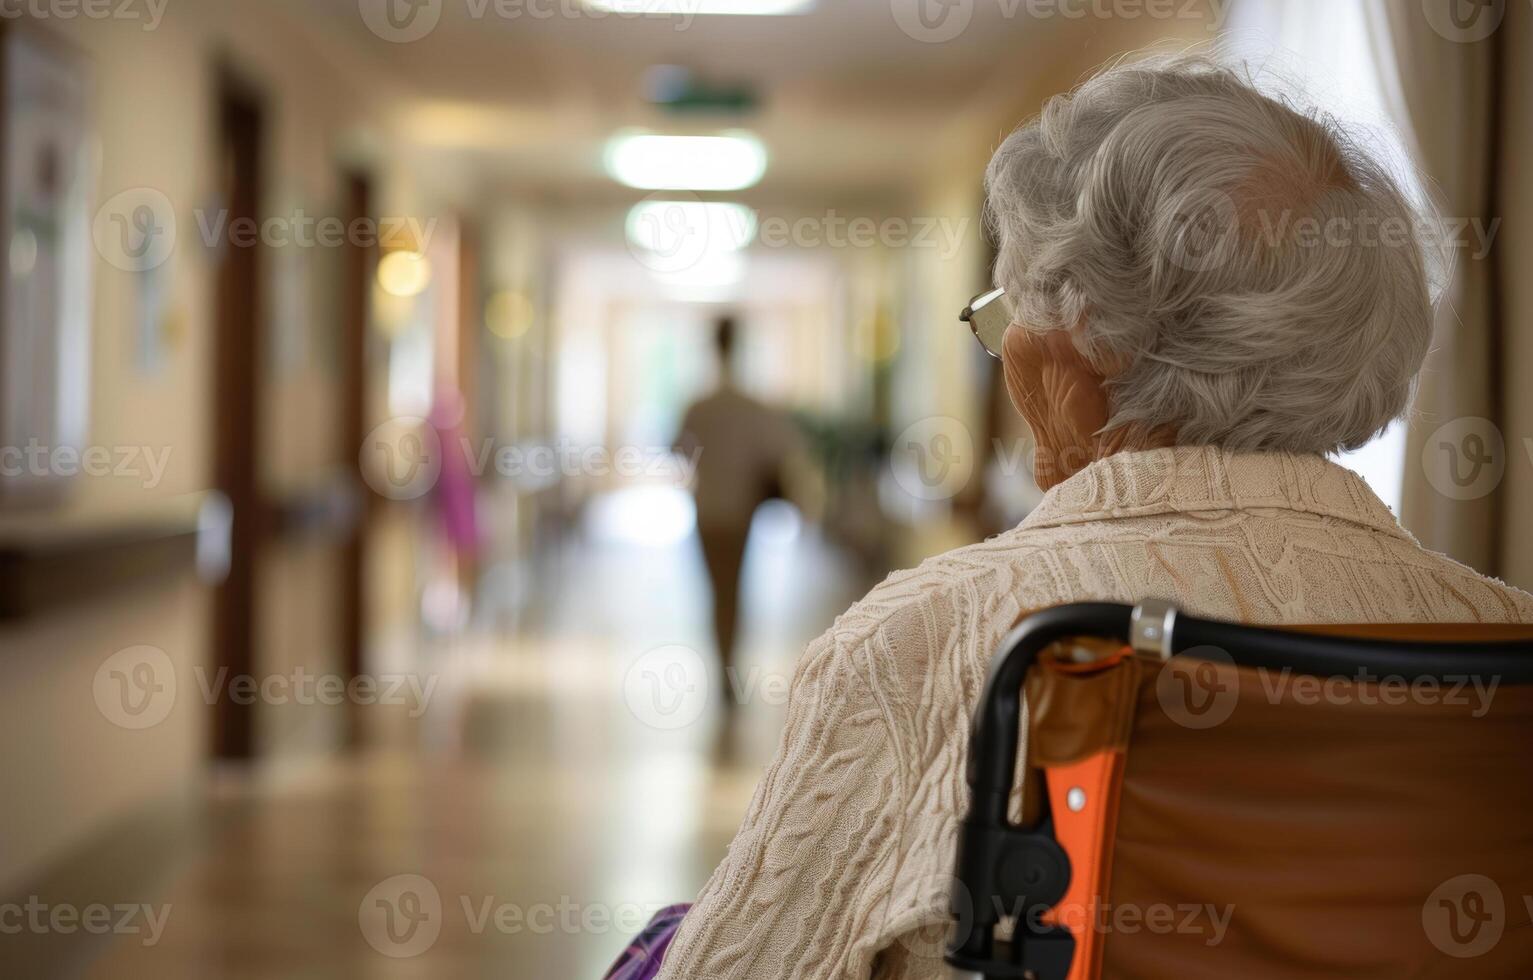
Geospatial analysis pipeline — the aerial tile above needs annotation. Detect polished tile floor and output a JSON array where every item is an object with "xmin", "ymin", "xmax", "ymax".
[{"xmin": 74, "ymin": 500, "xmax": 867, "ymax": 979}]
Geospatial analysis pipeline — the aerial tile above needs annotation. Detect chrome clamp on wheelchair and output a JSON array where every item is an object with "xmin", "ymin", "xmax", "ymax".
[{"xmin": 945, "ymin": 601, "xmax": 1533, "ymax": 980}]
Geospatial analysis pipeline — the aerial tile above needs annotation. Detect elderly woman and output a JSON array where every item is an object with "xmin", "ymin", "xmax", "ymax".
[{"xmin": 647, "ymin": 53, "xmax": 1533, "ymax": 980}]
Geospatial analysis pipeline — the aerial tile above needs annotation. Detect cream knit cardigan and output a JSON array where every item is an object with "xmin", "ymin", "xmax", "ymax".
[{"xmin": 656, "ymin": 446, "xmax": 1533, "ymax": 980}]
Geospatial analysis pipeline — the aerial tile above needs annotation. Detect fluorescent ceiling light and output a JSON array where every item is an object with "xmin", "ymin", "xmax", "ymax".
[
  {"xmin": 625, "ymin": 201, "xmax": 757, "ymax": 259},
  {"xmin": 605, "ymin": 133, "xmax": 767, "ymax": 191},
  {"xmin": 585, "ymin": 0, "xmax": 814, "ymax": 14}
]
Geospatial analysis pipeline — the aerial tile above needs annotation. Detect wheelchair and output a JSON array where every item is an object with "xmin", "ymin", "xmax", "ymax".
[{"xmin": 946, "ymin": 601, "xmax": 1533, "ymax": 978}]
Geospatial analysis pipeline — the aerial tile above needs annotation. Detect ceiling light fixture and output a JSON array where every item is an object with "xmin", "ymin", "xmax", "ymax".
[{"xmin": 604, "ymin": 132, "xmax": 767, "ymax": 191}]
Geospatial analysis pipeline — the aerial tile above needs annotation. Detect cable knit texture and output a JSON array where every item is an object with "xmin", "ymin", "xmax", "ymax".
[{"xmin": 656, "ymin": 446, "xmax": 1533, "ymax": 980}]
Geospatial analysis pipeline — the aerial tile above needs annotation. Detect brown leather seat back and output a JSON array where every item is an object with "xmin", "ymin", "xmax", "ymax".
[{"xmin": 1098, "ymin": 624, "xmax": 1533, "ymax": 978}]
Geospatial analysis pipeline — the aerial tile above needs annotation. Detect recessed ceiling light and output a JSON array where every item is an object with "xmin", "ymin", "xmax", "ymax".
[
  {"xmin": 585, "ymin": 0, "xmax": 814, "ymax": 14},
  {"xmin": 605, "ymin": 132, "xmax": 767, "ymax": 191}
]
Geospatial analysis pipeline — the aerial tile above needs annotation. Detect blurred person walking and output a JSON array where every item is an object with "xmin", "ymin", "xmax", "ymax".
[{"xmin": 674, "ymin": 315, "xmax": 796, "ymax": 701}]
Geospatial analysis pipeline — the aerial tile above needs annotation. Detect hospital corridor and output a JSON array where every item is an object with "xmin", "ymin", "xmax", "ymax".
[{"xmin": 5, "ymin": 2, "xmax": 1533, "ymax": 978}]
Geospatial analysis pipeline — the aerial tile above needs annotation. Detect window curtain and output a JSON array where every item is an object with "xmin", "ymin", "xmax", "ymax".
[
  {"xmin": 1492, "ymin": 11, "xmax": 1533, "ymax": 593},
  {"xmin": 1231, "ymin": 0, "xmax": 1520, "ymax": 585},
  {"xmin": 1361, "ymin": 1, "xmax": 1513, "ymax": 582}
]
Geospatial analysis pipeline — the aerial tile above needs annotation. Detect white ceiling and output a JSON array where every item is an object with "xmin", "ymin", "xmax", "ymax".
[{"xmin": 288, "ymin": 0, "xmax": 1189, "ymax": 203}]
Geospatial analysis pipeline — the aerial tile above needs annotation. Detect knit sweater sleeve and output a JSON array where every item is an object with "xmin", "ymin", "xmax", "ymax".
[{"xmin": 656, "ymin": 580, "xmax": 988, "ymax": 980}]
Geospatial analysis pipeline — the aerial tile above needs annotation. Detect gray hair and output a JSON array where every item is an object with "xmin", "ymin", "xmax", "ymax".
[{"xmin": 985, "ymin": 52, "xmax": 1442, "ymax": 454}]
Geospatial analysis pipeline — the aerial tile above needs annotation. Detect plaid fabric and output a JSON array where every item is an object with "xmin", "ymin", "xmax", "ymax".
[{"xmin": 602, "ymin": 903, "xmax": 691, "ymax": 980}]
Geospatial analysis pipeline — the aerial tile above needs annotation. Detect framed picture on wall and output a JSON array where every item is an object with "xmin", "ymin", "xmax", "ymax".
[{"xmin": 0, "ymin": 25, "xmax": 92, "ymax": 503}]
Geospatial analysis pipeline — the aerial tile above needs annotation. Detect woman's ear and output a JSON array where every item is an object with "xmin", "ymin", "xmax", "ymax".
[
  {"xmin": 1001, "ymin": 326, "xmax": 1111, "ymax": 435},
  {"xmin": 1001, "ymin": 324, "xmax": 1113, "ymax": 491}
]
